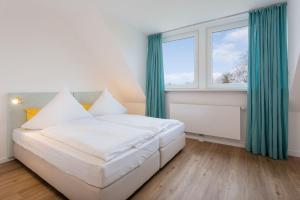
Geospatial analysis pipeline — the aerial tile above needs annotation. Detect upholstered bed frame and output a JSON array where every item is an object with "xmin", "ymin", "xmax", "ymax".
[
  {"xmin": 14, "ymin": 143, "xmax": 160, "ymax": 200},
  {"xmin": 8, "ymin": 92, "xmax": 185, "ymax": 200}
]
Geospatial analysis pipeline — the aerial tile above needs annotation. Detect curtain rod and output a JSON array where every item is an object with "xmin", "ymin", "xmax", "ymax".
[
  {"xmin": 162, "ymin": 11, "xmax": 248, "ymax": 34},
  {"xmin": 161, "ymin": 2, "xmax": 287, "ymax": 34}
]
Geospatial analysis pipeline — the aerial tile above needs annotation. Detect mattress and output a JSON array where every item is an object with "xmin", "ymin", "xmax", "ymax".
[
  {"xmin": 13, "ymin": 129, "xmax": 159, "ymax": 189},
  {"xmin": 95, "ymin": 115, "xmax": 185, "ymax": 148},
  {"xmin": 158, "ymin": 123, "xmax": 185, "ymax": 148},
  {"xmin": 39, "ymin": 118, "xmax": 157, "ymax": 162}
]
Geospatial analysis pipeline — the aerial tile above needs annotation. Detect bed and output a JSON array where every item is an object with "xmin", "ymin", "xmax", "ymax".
[{"xmin": 8, "ymin": 92, "xmax": 185, "ymax": 200}]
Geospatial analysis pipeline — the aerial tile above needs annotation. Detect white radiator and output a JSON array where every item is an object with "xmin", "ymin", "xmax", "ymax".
[{"xmin": 169, "ymin": 103, "xmax": 241, "ymax": 140}]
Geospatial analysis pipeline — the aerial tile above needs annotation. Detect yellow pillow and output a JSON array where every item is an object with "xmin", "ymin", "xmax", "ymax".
[
  {"xmin": 25, "ymin": 103, "xmax": 92, "ymax": 121},
  {"xmin": 81, "ymin": 103, "xmax": 91, "ymax": 110},
  {"xmin": 25, "ymin": 108, "xmax": 40, "ymax": 121}
]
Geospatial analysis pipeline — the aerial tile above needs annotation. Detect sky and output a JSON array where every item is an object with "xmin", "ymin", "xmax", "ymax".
[
  {"xmin": 162, "ymin": 37, "xmax": 195, "ymax": 85},
  {"xmin": 162, "ymin": 26, "xmax": 248, "ymax": 86},
  {"xmin": 212, "ymin": 26, "xmax": 248, "ymax": 81}
]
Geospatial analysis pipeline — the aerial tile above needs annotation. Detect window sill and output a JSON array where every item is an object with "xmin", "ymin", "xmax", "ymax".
[{"xmin": 165, "ymin": 88, "xmax": 247, "ymax": 92}]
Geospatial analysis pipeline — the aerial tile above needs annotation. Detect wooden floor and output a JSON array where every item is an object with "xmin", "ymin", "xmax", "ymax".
[{"xmin": 1, "ymin": 139, "xmax": 300, "ymax": 200}]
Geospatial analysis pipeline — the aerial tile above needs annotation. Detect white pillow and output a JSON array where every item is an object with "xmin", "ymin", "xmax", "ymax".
[
  {"xmin": 89, "ymin": 89, "xmax": 127, "ymax": 116},
  {"xmin": 22, "ymin": 89, "xmax": 92, "ymax": 129}
]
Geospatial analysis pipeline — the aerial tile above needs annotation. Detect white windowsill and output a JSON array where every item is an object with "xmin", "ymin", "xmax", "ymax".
[{"xmin": 165, "ymin": 88, "xmax": 247, "ymax": 92}]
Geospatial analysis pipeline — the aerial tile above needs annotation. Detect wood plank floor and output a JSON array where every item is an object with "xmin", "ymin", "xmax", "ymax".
[{"xmin": 1, "ymin": 139, "xmax": 300, "ymax": 200}]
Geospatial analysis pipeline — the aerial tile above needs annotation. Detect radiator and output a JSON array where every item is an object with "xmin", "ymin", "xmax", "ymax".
[{"xmin": 169, "ymin": 103, "xmax": 241, "ymax": 140}]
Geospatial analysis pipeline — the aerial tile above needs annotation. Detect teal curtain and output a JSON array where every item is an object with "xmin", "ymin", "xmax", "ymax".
[
  {"xmin": 146, "ymin": 33, "xmax": 166, "ymax": 118},
  {"xmin": 246, "ymin": 3, "xmax": 288, "ymax": 159}
]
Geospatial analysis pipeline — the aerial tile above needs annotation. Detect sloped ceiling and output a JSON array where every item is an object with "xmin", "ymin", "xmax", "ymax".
[
  {"xmin": 13, "ymin": 0, "xmax": 147, "ymax": 102},
  {"xmin": 48, "ymin": 0, "xmax": 147, "ymax": 102}
]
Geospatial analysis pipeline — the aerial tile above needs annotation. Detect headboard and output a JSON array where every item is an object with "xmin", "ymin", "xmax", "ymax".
[{"xmin": 7, "ymin": 91, "xmax": 101, "ymax": 157}]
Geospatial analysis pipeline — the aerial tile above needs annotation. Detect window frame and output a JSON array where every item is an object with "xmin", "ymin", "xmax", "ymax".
[
  {"xmin": 162, "ymin": 13, "xmax": 248, "ymax": 92},
  {"xmin": 162, "ymin": 31, "xmax": 199, "ymax": 89},
  {"xmin": 206, "ymin": 20, "xmax": 248, "ymax": 90}
]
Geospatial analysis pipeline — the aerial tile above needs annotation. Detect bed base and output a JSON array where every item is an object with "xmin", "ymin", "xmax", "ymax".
[
  {"xmin": 13, "ymin": 133, "xmax": 185, "ymax": 199},
  {"xmin": 14, "ymin": 144, "xmax": 160, "ymax": 200},
  {"xmin": 160, "ymin": 133, "xmax": 186, "ymax": 168}
]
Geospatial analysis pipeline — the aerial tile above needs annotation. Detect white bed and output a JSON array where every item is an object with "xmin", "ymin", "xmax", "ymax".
[
  {"xmin": 12, "ymin": 117, "xmax": 185, "ymax": 199},
  {"xmin": 95, "ymin": 114, "xmax": 186, "ymax": 167},
  {"xmin": 13, "ymin": 128, "xmax": 159, "ymax": 188},
  {"xmin": 8, "ymin": 91, "xmax": 186, "ymax": 200}
]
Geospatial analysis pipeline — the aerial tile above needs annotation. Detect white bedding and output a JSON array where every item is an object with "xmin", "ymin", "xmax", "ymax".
[
  {"xmin": 40, "ymin": 118, "xmax": 157, "ymax": 161},
  {"xmin": 95, "ymin": 114, "xmax": 185, "ymax": 147},
  {"xmin": 95, "ymin": 114, "xmax": 183, "ymax": 134},
  {"xmin": 13, "ymin": 129, "xmax": 159, "ymax": 188}
]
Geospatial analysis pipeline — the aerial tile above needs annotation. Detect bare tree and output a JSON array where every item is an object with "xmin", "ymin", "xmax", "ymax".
[
  {"xmin": 215, "ymin": 53, "xmax": 248, "ymax": 84},
  {"xmin": 231, "ymin": 54, "xmax": 248, "ymax": 83}
]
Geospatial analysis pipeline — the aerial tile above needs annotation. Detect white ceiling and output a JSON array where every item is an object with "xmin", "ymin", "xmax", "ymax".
[{"xmin": 97, "ymin": 0, "xmax": 286, "ymax": 34}]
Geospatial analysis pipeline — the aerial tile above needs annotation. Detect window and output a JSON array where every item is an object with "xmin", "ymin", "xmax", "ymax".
[
  {"xmin": 207, "ymin": 22, "xmax": 248, "ymax": 89},
  {"xmin": 162, "ymin": 14, "xmax": 248, "ymax": 91},
  {"xmin": 162, "ymin": 32, "xmax": 198, "ymax": 88}
]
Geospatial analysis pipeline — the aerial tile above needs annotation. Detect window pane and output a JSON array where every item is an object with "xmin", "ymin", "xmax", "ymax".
[
  {"xmin": 163, "ymin": 37, "xmax": 195, "ymax": 87},
  {"xmin": 212, "ymin": 26, "xmax": 248, "ymax": 84}
]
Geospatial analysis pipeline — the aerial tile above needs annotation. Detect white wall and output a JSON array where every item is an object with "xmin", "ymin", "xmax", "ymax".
[
  {"xmin": 288, "ymin": 0, "xmax": 300, "ymax": 93},
  {"xmin": 288, "ymin": 0, "xmax": 300, "ymax": 157},
  {"xmin": 0, "ymin": 0, "xmax": 146, "ymax": 162}
]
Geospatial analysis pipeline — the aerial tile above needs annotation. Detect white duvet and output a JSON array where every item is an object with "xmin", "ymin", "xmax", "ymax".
[
  {"xmin": 95, "ymin": 114, "xmax": 183, "ymax": 134},
  {"xmin": 40, "ymin": 118, "xmax": 156, "ymax": 161}
]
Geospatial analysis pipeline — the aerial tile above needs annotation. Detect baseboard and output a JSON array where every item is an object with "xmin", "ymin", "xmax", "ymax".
[
  {"xmin": 288, "ymin": 150, "xmax": 300, "ymax": 158},
  {"xmin": 185, "ymin": 133, "xmax": 245, "ymax": 148},
  {"xmin": 0, "ymin": 157, "xmax": 14, "ymax": 164},
  {"xmin": 186, "ymin": 133, "xmax": 300, "ymax": 158}
]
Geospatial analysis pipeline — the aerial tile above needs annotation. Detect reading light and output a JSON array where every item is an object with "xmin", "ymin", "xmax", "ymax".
[{"xmin": 11, "ymin": 96, "xmax": 22, "ymax": 105}]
